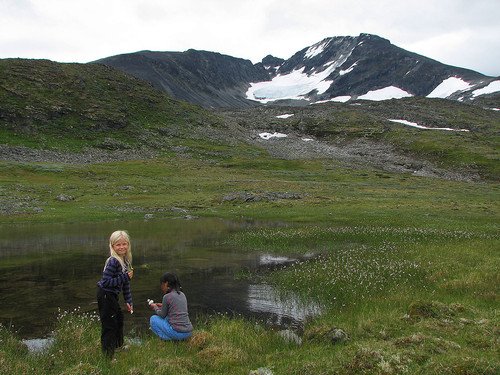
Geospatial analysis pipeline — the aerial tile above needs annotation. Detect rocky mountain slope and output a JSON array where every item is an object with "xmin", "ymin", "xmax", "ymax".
[
  {"xmin": 94, "ymin": 49, "xmax": 269, "ymax": 108},
  {"xmin": 0, "ymin": 58, "xmax": 498, "ymax": 181},
  {"xmin": 94, "ymin": 33, "xmax": 500, "ymax": 108}
]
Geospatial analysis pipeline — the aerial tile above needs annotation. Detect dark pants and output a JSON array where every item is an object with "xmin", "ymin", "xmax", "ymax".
[{"xmin": 97, "ymin": 287, "xmax": 124, "ymax": 357}]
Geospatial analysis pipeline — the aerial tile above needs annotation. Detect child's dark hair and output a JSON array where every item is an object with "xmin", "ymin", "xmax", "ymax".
[{"xmin": 160, "ymin": 272, "xmax": 182, "ymax": 294}]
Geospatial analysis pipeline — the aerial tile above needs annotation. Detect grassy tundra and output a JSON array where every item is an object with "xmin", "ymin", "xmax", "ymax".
[
  {"xmin": 0, "ymin": 156, "xmax": 498, "ymax": 374},
  {"xmin": 0, "ymin": 58, "xmax": 498, "ymax": 374}
]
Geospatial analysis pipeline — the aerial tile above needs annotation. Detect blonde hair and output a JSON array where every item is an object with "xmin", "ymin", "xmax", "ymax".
[{"xmin": 104, "ymin": 230, "xmax": 132, "ymax": 272}]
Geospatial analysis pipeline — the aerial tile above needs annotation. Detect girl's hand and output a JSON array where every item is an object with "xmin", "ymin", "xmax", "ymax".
[
  {"xmin": 150, "ymin": 303, "xmax": 162, "ymax": 310},
  {"xmin": 127, "ymin": 270, "xmax": 133, "ymax": 279},
  {"xmin": 126, "ymin": 303, "xmax": 133, "ymax": 313}
]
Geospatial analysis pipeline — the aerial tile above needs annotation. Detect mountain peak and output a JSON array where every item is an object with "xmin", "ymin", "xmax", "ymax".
[{"xmin": 94, "ymin": 34, "xmax": 499, "ymax": 108}]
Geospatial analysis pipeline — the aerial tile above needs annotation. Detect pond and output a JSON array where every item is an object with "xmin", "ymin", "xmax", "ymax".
[{"xmin": 0, "ymin": 217, "xmax": 322, "ymax": 342}]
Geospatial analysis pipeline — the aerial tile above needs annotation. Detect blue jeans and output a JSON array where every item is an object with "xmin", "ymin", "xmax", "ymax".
[{"xmin": 150, "ymin": 315, "xmax": 192, "ymax": 340}]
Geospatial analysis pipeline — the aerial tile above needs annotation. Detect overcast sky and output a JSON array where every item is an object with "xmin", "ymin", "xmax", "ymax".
[{"xmin": 1, "ymin": 0, "xmax": 499, "ymax": 76}]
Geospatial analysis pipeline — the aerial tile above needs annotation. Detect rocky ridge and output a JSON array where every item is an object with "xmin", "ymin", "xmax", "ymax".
[{"xmin": 94, "ymin": 33, "xmax": 499, "ymax": 108}]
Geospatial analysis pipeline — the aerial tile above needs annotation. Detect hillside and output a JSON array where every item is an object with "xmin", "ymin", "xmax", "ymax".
[
  {"xmin": 0, "ymin": 58, "xmax": 229, "ymax": 162},
  {"xmin": 215, "ymin": 96, "xmax": 500, "ymax": 181},
  {"xmin": 0, "ymin": 58, "xmax": 499, "ymax": 181}
]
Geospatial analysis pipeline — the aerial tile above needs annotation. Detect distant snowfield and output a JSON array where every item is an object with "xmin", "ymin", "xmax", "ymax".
[
  {"xmin": 246, "ymin": 60, "xmax": 500, "ymax": 104},
  {"xmin": 247, "ymin": 67, "xmax": 333, "ymax": 103},
  {"xmin": 427, "ymin": 77, "xmax": 472, "ymax": 98},
  {"xmin": 358, "ymin": 86, "xmax": 412, "ymax": 101},
  {"xmin": 316, "ymin": 95, "xmax": 351, "ymax": 104},
  {"xmin": 388, "ymin": 119, "xmax": 470, "ymax": 132},
  {"xmin": 247, "ymin": 47, "xmax": 355, "ymax": 104},
  {"xmin": 472, "ymin": 80, "xmax": 500, "ymax": 97}
]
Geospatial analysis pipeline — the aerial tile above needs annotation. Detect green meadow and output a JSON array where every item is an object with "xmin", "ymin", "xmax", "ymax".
[
  {"xmin": 0, "ymin": 156, "xmax": 498, "ymax": 374},
  {"xmin": 1, "ymin": 57, "xmax": 498, "ymax": 373}
]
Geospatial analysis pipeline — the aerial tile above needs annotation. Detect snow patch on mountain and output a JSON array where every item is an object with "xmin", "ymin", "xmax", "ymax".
[
  {"xmin": 472, "ymin": 80, "xmax": 500, "ymax": 97},
  {"xmin": 246, "ymin": 65, "xmax": 337, "ymax": 103},
  {"xmin": 331, "ymin": 96, "xmax": 351, "ymax": 103},
  {"xmin": 427, "ymin": 77, "xmax": 472, "ymax": 98},
  {"xmin": 247, "ymin": 45, "xmax": 362, "ymax": 104},
  {"xmin": 316, "ymin": 96, "xmax": 351, "ymax": 104},
  {"xmin": 358, "ymin": 86, "xmax": 412, "ymax": 101},
  {"xmin": 388, "ymin": 119, "xmax": 470, "ymax": 132},
  {"xmin": 304, "ymin": 39, "xmax": 330, "ymax": 59},
  {"xmin": 259, "ymin": 132, "xmax": 288, "ymax": 140},
  {"xmin": 339, "ymin": 62, "xmax": 357, "ymax": 75}
]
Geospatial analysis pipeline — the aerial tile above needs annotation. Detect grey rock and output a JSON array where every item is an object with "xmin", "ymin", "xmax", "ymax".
[{"xmin": 56, "ymin": 194, "xmax": 74, "ymax": 201}]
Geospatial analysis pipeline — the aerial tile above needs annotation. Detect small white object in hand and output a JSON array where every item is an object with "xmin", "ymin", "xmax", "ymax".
[{"xmin": 147, "ymin": 299, "xmax": 154, "ymax": 305}]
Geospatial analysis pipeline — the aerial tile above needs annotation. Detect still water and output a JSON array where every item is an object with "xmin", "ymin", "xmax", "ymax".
[{"xmin": 0, "ymin": 218, "xmax": 322, "ymax": 340}]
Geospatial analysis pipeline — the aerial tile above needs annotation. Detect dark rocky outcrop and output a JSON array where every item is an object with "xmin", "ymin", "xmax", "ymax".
[{"xmin": 94, "ymin": 49, "xmax": 270, "ymax": 108}]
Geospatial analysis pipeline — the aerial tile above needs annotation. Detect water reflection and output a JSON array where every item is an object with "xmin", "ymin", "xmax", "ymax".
[
  {"xmin": 258, "ymin": 254, "xmax": 296, "ymax": 265},
  {"xmin": 0, "ymin": 218, "xmax": 321, "ymax": 340},
  {"xmin": 21, "ymin": 338, "xmax": 55, "ymax": 353},
  {"xmin": 247, "ymin": 283, "xmax": 323, "ymax": 327}
]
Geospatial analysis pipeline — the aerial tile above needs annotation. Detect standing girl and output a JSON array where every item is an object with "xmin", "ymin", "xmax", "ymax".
[
  {"xmin": 97, "ymin": 230, "xmax": 134, "ymax": 359},
  {"xmin": 149, "ymin": 272, "xmax": 193, "ymax": 340}
]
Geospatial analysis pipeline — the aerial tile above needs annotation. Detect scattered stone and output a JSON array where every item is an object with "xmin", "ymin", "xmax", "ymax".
[
  {"xmin": 0, "ymin": 144, "xmax": 158, "ymax": 164},
  {"xmin": 56, "ymin": 194, "xmax": 74, "ymax": 201},
  {"xmin": 305, "ymin": 326, "xmax": 350, "ymax": 345},
  {"xmin": 98, "ymin": 137, "xmax": 131, "ymax": 150},
  {"xmin": 222, "ymin": 191, "xmax": 302, "ymax": 203},
  {"xmin": 401, "ymin": 313, "xmax": 411, "ymax": 321},
  {"xmin": 326, "ymin": 328, "xmax": 350, "ymax": 345},
  {"xmin": 249, "ymin": 368, "xmax": 274, "ymax": 375},
  {"xmin": 171, "ymin": 207, "xmax": 188, "ymax": 213},
  {"xmin": 144, "ymin": 214, "xmax": 154, "ymax": 219}
]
